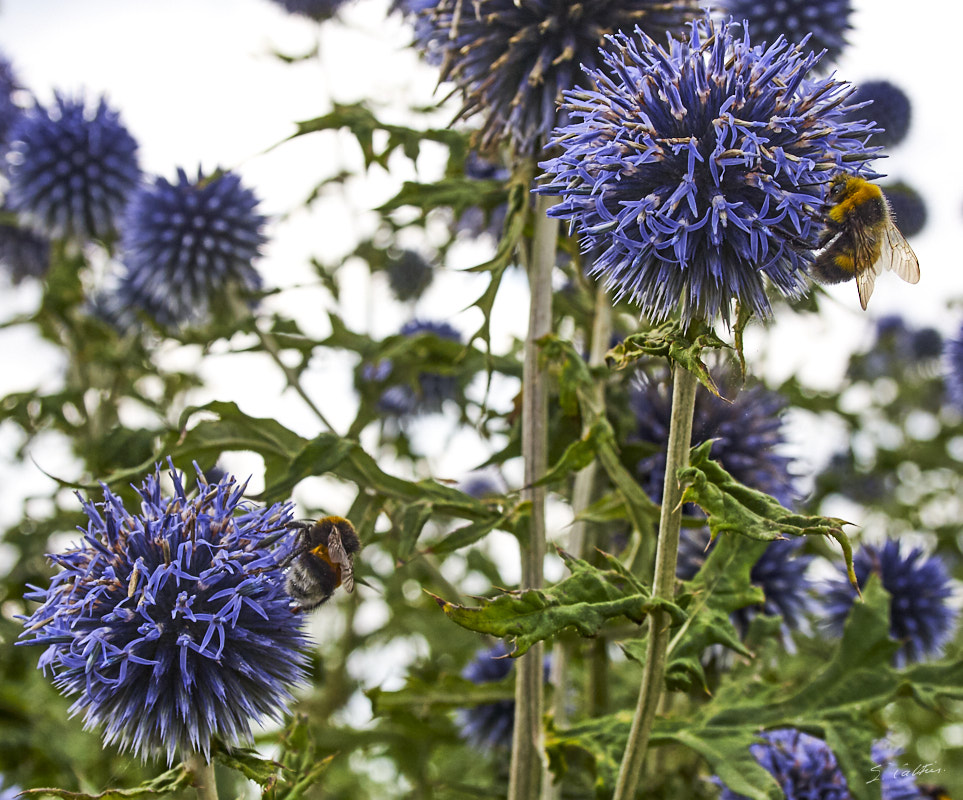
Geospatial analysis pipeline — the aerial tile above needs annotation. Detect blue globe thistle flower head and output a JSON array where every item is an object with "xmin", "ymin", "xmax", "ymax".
[
  {"xmin": 0, "ymin": 218, "xmax": 50, "ymax": 283},
  {"xmin": 268, "ymin": 0, "xmax": 350, "ymax": 20},
  {"xmin": 458, "ymin": 472, "xmax": 504, "ymax": 499},
  {"xmin": 883, "ymin": 182, "xmax": 927, "ymax": 238},
  {"xmin": 538, "ymin": 15, "xmax": 880, "ymax": 328},
  {"xmin": 945, "ymin": 322, "xmax": 963, "ymax": 411},
  {"xmin": 6, "ymin": 93, "xmax": 140, "ymax": 241},
  {"xmin": 872, "ymin": 742, "xmax": 924, "ymax": 800},
  {"xmin": 386, "ymin": 249, "xmax": 434, "ymax": 302},
  {"xmin": 676, "ymin": 531, "xmax": 814, "ymax": 638},
  {"xmin": 631, "ymin": 370, "xmax": 797, "ymax": 507},
  {"xmin": 718, "ymin": 729, "xmax": 849, "ymax": 800},
  {"xmin": 851, "ymin": 80, "xmax": 911, "ymax": 148},
  {"xmin": 456, "ymin": 642, "xmax": 550, "ymax": 750},
  {"xmin": 420, "ymin": 0, "xmax": 700, "ymax": 157},
  {"xmin": 17, "ymin": 463, "xmax": 309, "ymax": 763},
  {"xmin": 724, "ymin": 0, "xmax": 853, "ymax": 67},
  {"xmin": 822, "ymin": 540, "xmax": 958, "ymax": 666},
  {"xmin": 371, "ymin": 319, "xmax": 463, "ymax": 418},
  {"xmin": 117, "ymin": 167, "xmax": 267, "ymax": 328}
]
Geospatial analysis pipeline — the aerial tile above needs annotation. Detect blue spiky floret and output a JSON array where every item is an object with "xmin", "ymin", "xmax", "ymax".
[
  {"xmin": 538, "ymin": 15, "xmax": 879, "ymax": 327},
  {"xmin": 116, "ymin": 167, "xmax": 267, "ymax": 327},
  {"xmin": 851, "ymin": 80, "xmax": 911, "ymax": 148},
  {"xmin": 17, "ymin": 463, "xmax": 308, "ymax": 763},
  {"xmin": 268, "ymin": 0, "xmax": 350, "ymax": 20},
  {"xmin": 822, "ymin": 539, "xmax": 958, "ymax": 666},
  {"xmin": 415, "ymin": 0, "xmax": 699, "ymax": 156},
  {"xmin": 718, "ymin": 730, "xmax": 922, "ymax": 800},
  {"xmin": 6, "ymin": 93, "xmax": 140, "ymax": 240},
  {"xmin": 724, "ymin": 0, "xmax": 853, "ymax": 67}
]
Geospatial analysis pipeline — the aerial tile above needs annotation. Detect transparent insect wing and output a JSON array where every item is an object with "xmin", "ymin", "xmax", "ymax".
[
  {"xmin": 880, "ymin": 223, "xmax": 920, "ymax": 284},
  {"xmin": 328, "ymin": 529, "xmax": 355, "ymax": 592},
  {"xmin": 857, "ymin": 267, "xmax": 878, "ymax": 310}
]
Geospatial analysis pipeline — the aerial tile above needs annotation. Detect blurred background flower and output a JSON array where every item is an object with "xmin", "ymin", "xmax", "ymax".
[
  {"xmin": 6, "ymin": 93, "xmax": 140, "ymax": 241},
  {"xmin": 822, "ymin": 539, "xmax": 958, "ymax": 665},
  {"xmin": 116, "ymin": 167, "xmax": 267, "ymax": 327}
]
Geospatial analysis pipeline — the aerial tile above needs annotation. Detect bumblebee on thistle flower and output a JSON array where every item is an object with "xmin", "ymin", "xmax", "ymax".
[{"xmin": 813, "ymin": 175, "xmax": 920, "ymax": 309}]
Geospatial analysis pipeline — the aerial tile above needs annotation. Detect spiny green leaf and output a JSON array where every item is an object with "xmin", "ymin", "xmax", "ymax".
[
  {"xmin": 605, "ymin": 320, "xmax": 732, "ymax": 399},
  {"xmin": 19, "ymin": 766, "xmax": 191, "ymax": 800},
  {"xmin": 264, "ymin": 715, "xmax": 336, "ymax": 800},
  {"xmin": 429, "ymin": 549, "xmax": 684, "ymax": 656},
  {"xmin": 367, "ymin": 673, "xmax": 515, "ymax": 717},
  {"xmin": 679, "ymin": 440, "xmax": 858, "ymax": 589},
  {"xmin": 213, "ymin": 742, "xmax": 282, "ymax": 785}
]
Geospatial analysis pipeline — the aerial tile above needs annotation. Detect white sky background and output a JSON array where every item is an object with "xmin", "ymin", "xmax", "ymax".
[{"xmin": 0, "ymin": 0, "xmax": 961, "ymax": 525}]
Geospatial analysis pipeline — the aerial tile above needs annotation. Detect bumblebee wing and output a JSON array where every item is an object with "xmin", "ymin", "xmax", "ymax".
[
  {"xmin": 850, "ymin": 225, "xmax": 883, "ymax": 310},
  {"xmin": 328, "ymin": 530, "xmax": 355, "ymax": 592},
  {"xmin": 879, "ymin": 222, "xmax": 920, "ymax": 284}
]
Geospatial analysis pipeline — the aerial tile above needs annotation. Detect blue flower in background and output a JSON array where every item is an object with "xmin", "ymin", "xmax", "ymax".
[
  {"xmin": 0, "ymin": 778, "xmax": 21, "ymax": 800},
  {"xmin": 455, "ymin": 151, "xmax": 510, "ymax": 241},
  {"xmin": 268, "ymin": 0, "xmax": 350, "ymax": 20},
  {"xmin": 723, "ymin": 0, "xmax": 853, "ymax": 66},
  {"xmin": 847, "ymin": 314, "xmax": 942, "ymax": 383},
  {"xmin": 0, "ymin": 218, "xmax": 50, "ymax": 283},
  {"xmin": 677, "ymin": 532, "xmax": 814, "ymax": 638},
  {"xmin": 456, "ymin": 642, "xmax": 549, "ymax": 750},
  {"xmin": 0, "ymin": 53, "xmax": 24, "ymax": 152},
  {"xmin": 946, "ymin": 322, "xmax": 963, "ymax": 410},
  {"xmin": 631, "ymin": 371, "xmax": 796, "ymax": 507},
  {"xmin": 539, "ymin": 15, "xmax": 878, "ymax": 327},
  {"xmin": 17, "ymin": 464, "xmax": 308, "ymax": 763},
  {"xmin": 851, "ymin": 80, "xmax": 912, "ymax": 148},
  {"xmin": 718, "ymin": 730, "xmax": 922, "ymax": 800},
  {"xmin": 391, "ymin": 0, "xmax": 445, "ymax": 66},
  {"xmin": 418, "ymin": 0, "xmax": 699, "ymax": 156},
  {"xmin": 370, "ymin": 319, "xmax": 462, "ymax": 418},
  {"xmin": 386, "ymin": 249, "xmax": 434, "ymax": 302},
  {"xmin": 117, "ymin": 167, "xmax": 267, "ymax": 327},
  {"xmin": 822, "ymin": 540, "xmax": 958, "ymax": 666},
  {"xmin": 883, "ymin": 182, "xmax": 927, "ymax": 238},
  {"xmin": 6, "ymin": 94, "xmax": 140, "ymax": 240}
]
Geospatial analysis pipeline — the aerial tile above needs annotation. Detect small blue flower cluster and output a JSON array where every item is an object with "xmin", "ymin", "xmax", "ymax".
[{"xmin": 268, "ymin": 0, "xmax": 351, "ymax": 20}]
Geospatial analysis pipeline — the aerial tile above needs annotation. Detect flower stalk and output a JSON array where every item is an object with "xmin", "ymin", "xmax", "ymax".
[
  {"xmin": 509, "ymin": 191, "xmax": 558, "ymax": 800},
  {"xmin": 613, "ymin": 364, "xmax": 698, "ymax": 800},
  {"xmin": 188, "ymin": 754, "xmax": 219, "ymax": 800}
]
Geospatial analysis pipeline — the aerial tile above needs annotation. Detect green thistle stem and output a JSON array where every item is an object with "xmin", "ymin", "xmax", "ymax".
[
  {"xmin": 542, "ymin": 285, "xmax": 611, "ymax": 800},
  {"xmin": 187, "ymin": 753, "xmax": 218, "ymax": 800},
  {"xmin": 612, "ymin": 364, "xmax": 698, "ymax": 800},
  {"xmin": 509, "ymin": 191, "xmax": 558, "ymax": 800}
]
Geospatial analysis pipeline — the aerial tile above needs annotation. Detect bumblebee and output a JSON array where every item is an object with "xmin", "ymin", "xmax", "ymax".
[
  {"xmin": 282, "ymin": 516, "xmax": 361, "ymax": 611},
  {"xmin": 812, "ymin": 175, "xmax": 920, "ymax": 309}
]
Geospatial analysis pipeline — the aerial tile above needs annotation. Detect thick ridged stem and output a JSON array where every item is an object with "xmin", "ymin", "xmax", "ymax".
[
  {"xmin": 187, "ymin": 754, "xmax": 218, "ymax": 800},
  {"xmin": 612, "ymin": 365, "xmax": 698, "ymax": 800},
  {"xmin": 508, "ymin": 192, "xmax": 558, "ymax": 800},
  {"xmin": 542, "ymin": 285, "xmax": 611, "ymax": 800}
]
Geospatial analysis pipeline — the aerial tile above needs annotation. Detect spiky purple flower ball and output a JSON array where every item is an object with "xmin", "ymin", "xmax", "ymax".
[
  {"xmin": 18, "ymin": 463, "xmax": 308, "ymax": 763},
  {"xmin": 0, "ymin": 218, "xmax": 49, "ymax": 283},
  {"xmin": 386, "ymin": 249, "xmax": 434, "ymax": 302},
  {"xmin": 538, "ymin": 15, "xmax": 878, "ymax": 326},
  {"xmin": 677, "ymin": 533, "xmax": 813, "ymax": 636},
  {"xmin": 883, "ymin": 182, "xmax": 927, "ymax": 238},
  {"xmin": 718, "ymin": 730, "xmax": 922, "ymax": 800},
  {"xmin": 946, "ymin": 321, "xmax": 963, "ymax": 411},
  {"xmin": 268, "ymin": 0, "xmax": 350, "ymax": 20},
  {"xmin": 631, "ymin": 372, "xmax": 796, "ymax": 507},
  {"xmin": 116, "ymin": 167, "xmax": 267, "ymax": 327},
  {"xmin": 822, "ymin": 540, "xmax": 958, "ymax": 666},
  {"xmin": 724, "ymin": 0, "xmax": 853, "ymax": 66},
  {"xmin": 6, "ymin": 94, "xmax": 140, "ymax": 240},
  {"xmin": 0, "ymin": 53, "xmax": 24, "ymax": 152},
  {"xmin": 417, "ymin": 0, "xmax": 699, "ymax": 156},
  {"xmin": 851, "ymin": 80, "xmax": 911, "ymax": 148},
  {"xmin": 372, "ymin": 319, "xmax": 462, "ymax": 418},
  {"xmin": 456, "ymin": 643, "xmax": 516, "ymax": 749}
]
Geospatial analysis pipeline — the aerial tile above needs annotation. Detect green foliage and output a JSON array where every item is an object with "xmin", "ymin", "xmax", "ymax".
[{"xmin": 430, "ymin": 550, "xmax": 685, "ymax": 656}]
